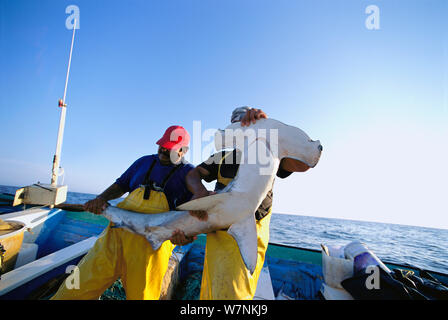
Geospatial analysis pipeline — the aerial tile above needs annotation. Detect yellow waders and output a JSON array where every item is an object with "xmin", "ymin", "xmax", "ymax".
[
  {"xmin": 199, "ymin": 153, "xmax": 272, "ymax": 300},
  {"xmin": 52, "ymin": 161, "xmax": 179, "ymax": 300}
]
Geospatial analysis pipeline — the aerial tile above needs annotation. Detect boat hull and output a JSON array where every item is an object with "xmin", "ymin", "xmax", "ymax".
[
  {"xmin": 1, "ymin": 199, "xmax": 447, "ymax": 300},
  {"xmin": 0, "ymin": 223, "xmax": 26, "ymax": 274}
]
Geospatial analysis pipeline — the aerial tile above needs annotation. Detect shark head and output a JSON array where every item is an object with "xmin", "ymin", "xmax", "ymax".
[
  {"xmin": 271, "ymin": 119, "xmax": 322, "ymax": 168},
  {"xmin": 183, "ymin": 118, "xmax": 323, "ymax": 275},
  {"xmin": 214, "ymin": 118, "xmax": 322, "ymax": 169}
]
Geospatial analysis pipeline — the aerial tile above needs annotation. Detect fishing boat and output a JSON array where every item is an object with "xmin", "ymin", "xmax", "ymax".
[
  {"xmin": 0, "ymin": 205, "xmax": 105, "ymax": 299},
  {"xmin": 0, "ymin": 200, "xmax": 191, "ymax": 300},
  {"xmin": 1, "ymin": 17, "xmax": 447, "ymax": 302},
  {"xmin": 1, "ymin": 196, "xmax": 447, "ymax": 300},
  {"xmin": 172, "ymin": 235, "xmax": 448, "ymax": 300}
]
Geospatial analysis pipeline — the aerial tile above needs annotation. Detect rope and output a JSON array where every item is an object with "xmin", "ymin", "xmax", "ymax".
[{"xmin": 0, "ymin": 243, "xmax": 5, "ymax": 277}]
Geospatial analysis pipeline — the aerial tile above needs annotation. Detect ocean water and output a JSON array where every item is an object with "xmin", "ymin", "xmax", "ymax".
[
  {"xmin": 1, "ymin": 185, "xmax": 447, "ymax": 274},
  {"xmin": 269, "ymin": 214, "xmax": 448, "ymax": 274}
]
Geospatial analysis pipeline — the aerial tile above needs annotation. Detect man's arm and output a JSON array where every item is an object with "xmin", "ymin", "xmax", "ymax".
[
  {"xmin": 185, "ymin": 166, "xmax": 216, "ymax": 221},
  {"xmin": 185, "ymin": 166, "xmax": 211, "ymax": 199},
  {"xmin": 84, "ymin": 183, "xmax": 126, "ymax": 215},
  {"xmin": 169, "ymin": 167, "xmax": 215, "ymax": 246}
]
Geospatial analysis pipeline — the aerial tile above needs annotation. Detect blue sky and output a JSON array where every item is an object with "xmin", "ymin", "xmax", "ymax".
[{"xmin": 0, "ymin": 0, "xmax": 447, "ymax": 229}]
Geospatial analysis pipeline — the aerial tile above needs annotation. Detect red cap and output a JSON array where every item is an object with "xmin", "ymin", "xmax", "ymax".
[{"xmin": 156, "ymin": 125, "xmax": 190, "ymax": 150}]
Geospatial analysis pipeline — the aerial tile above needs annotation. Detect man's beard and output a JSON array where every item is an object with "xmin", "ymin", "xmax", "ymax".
[{"xmin": 159, "ymin": 149, "xmax": 181, "ymax": 165}]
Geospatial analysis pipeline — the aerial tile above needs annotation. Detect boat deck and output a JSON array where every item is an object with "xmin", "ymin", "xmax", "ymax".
[{"xmin": 1, "ymin": 199, "xmax": 447, "ymax": 300}]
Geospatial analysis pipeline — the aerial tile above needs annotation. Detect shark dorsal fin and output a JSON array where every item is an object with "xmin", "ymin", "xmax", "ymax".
[
  {"xmin": 176, "ymin": 192, "xmax": 233, "ymax": 211},
  {"xmin": 227, "ymin": 213, "xmax": 258, "ymax": 275}
]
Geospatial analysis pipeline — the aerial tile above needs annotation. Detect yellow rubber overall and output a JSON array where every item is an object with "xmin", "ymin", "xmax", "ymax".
[
  {"xmin": 199, "ymin": 153, "xmax": 272, "ymax": 300},
  {"xmin": 51, "ymin": 187, "xmax": 174, "ymax": 300}
]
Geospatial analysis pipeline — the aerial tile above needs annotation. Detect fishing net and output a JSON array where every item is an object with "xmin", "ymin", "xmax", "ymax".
[
  {"xmin": 100, "ymin": 279, "xmax": 126, "ymax": 300},
  {"xmin": 172, "ymin": 271, "xmax": 202, "ymax": 300}
]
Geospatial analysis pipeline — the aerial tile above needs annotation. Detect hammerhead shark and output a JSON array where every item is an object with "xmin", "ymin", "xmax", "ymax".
[{"xmin": 101, "ymin": 118, "xmax": 322, "ymax": 274}]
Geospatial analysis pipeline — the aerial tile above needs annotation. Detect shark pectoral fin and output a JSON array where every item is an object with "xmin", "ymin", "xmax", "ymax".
[
  {"xmin": 109, "ymin": 223, "xmax": 123, "ymax": 229},
  {"xmin": 145, "ymin": 236, "xmax": 163, "ymax": 251},
  {"xmin": 227, "ymin": 214, "xmax": 258, "ymax": 275},
  {"xmin": 176, "ymin": 192, "xmax": 234, "ymax": 211},
  {"xmin": 144, "ymin": 226, "xmax": 163, "ymax": 251}
]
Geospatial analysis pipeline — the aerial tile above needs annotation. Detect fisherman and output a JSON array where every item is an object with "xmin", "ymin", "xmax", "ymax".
[
  {"xmin": 51, "ymin": 125, "xmax": 196, "ymax": 300},
  {"xmin": 172, "ymin": 107, "xmax": 311, "ymax": 300}
]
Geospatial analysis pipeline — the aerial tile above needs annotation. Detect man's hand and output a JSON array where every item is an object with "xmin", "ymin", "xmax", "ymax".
[
  {"xmin": 84, "ymin": 183, "xmax": 124, "ymax": 215},
  {"xmin": 84, "ymin": 197, "xmax": 108, "ymax": 215},
  {"xmin": 170, "ymin": 229, "xmax": 197, "ymax": 246},
  {"xmin": 189, "ymin": 190, "xmax": 216, "ymax": 221},
  {"xmin": 240, "ymin": 108, "xmax": 268, "ymax": 126}
]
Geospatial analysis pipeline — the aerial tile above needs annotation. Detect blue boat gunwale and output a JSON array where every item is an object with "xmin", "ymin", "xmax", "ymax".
[
  {"xmin": 2, "ymin": 198, "xmax": 447, "ymax": 293},
  {"xmin": 1, "ymin": 215, "xmax": 447, "ymax": 300},
  {"xmin": 2, "ymin": 206, "xmax": 447, "ymax": 280},
  {"xmin": 2, "ymin": 191, "xmax": 447, "ymax": 278}
]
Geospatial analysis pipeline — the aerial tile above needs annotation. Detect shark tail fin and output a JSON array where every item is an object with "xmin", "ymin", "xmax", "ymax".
[
  {"xmin": 176, "ymin": 192, "xmax": 234, "ymax": 211},
  {"xmin": 227, "ymin": 213, "xmax": 258, "ymax": 275}
]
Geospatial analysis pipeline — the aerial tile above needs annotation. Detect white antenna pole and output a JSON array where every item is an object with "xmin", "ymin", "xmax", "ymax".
[{"xmin": 51, "ymin": 19, "xmax": 77, "ymax": 186}]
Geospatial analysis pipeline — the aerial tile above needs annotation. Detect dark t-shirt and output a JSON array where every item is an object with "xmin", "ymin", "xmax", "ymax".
[
  {"xmin": 199, "ymin": 149, "xmax": 292, "ymax": 220},
  {"xmin": 115, "ymin": 155, "xmax": 194, "ymax": 210}
]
